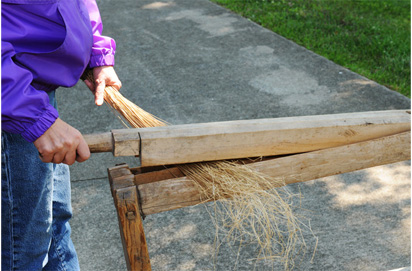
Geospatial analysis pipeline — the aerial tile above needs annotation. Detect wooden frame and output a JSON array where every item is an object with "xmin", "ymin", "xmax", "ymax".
[{"xmin": 107, "ymin": 130, "xmax": 410, "ymax": 270}]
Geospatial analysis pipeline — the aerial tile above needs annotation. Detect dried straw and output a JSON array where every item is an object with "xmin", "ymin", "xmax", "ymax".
[
  {"xmin": 82, "ymin": 70, "xmax": 312, "ymax": 269},
  {"xmin": 82, "ymin": 70, "xmax": 167, "ymax": 128},
  {"xmin": 178, "ymin": 161, "xmax": 309, "ymax": 270}
]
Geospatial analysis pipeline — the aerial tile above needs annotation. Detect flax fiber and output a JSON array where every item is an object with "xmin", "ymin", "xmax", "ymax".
[{"xmin": 82, "ymin": 70, "xmax": 314, "ymax": 270}]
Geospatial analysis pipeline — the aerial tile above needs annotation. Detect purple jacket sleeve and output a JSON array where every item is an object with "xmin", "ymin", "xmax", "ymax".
[
  {"xmin": 1, "ymin": 41, "xmax": 59, "ymax": 142},
  {"xmin": 83, "ymin": 0, "xmax": 116, "ymax": 68}
]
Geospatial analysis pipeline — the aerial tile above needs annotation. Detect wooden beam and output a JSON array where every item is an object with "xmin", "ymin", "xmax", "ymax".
[
  {"xmin": 137, "ymin": 110, "xmax": 410, "ymax": 166},
  {"xmin": 86, "ymin": 110, "xmax": 410, "ymax": 166},
  {"xmin": 134, "ymin": 167, "xmax": 184, "ymax": 185},
  {"xmin": 137, "ymin": 131, "xmax": 410, "ymax": 215},
  {"xmin": 249, "ymin": 131, "xmax": 411, "ymax": 185}
]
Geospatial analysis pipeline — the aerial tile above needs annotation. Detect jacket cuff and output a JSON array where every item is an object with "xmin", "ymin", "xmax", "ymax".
[
  {"xmin": 88, "ymin": 54, "xmax": 115, "ymax": 68},
  {"xmin": 21, "ymin": 104, "xmax": 59, "ymax": 142}
]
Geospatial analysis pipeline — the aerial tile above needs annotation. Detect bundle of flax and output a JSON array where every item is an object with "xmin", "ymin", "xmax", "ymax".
[{"xmin": 83, "ymin": 70, "xmax": 311, "ymax": 269}]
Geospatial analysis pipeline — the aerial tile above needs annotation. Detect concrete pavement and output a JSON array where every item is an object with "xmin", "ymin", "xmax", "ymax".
[{"xmin": 57, "ymin": 0, "xmax": 411, "ymax": 270}]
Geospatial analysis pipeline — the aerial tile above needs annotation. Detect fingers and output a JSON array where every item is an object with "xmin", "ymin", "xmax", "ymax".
[
  {"xmin": 52, "ymin": 150, "xmax": 67, "ymax": 164},
  {"xmin": 94, "ymin": 78, "xmax": 105, "ymax": 106},
  {"xmin": 34, "ymin": 118, "xmax": 91, "ymax": 166},
  {"xmin": 38, "ymin": 141, "xmax": 88, "ymax": 165},
  {"xmin": 38, "ymin": 141, "xmax": 76, "ymax": 165},
  {"xmin": 75, "ymin": 137, "xmax": 91, "ymax": 163},
  {"xmin": 62, "ymin": 149, "xmax": 77, "ymax": 165},
  {"xmin": 38, "ymin": 147, "xmax": 55, "ymax": 164},
  {"xmin": 40, "ymin": 145, "xmax": 88, "ymax": 165},
  {"xmin": 90, "ymin": 66, "xmax": 122, "ymax": 106}
]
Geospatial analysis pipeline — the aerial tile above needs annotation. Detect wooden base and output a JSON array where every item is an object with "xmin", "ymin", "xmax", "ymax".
[{"xmin": 107, "ymin": 131, "xmax": 410, "ymax": 269}]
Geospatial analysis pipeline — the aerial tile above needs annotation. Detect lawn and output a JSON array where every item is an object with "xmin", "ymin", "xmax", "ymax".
[{"xmin": 212, "ymin": 0, "xmax": 411, "ymax": 98}]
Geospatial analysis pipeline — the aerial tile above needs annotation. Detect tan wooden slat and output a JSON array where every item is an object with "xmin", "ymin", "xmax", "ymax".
[
  {"xmin": 137, "ymin": 110, "xmax": 410, "ymax": 166},
  {"xmin": 138, "ymin": 131, "xmax": 410, "ymax": 215}
]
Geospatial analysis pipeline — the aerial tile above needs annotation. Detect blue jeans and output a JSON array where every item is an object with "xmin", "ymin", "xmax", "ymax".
[{"xmin": 1, "ymin": 91, "xmax": 79, "ymax": 271}]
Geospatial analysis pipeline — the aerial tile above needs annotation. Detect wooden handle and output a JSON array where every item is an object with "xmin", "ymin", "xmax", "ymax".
[{"xmin": 84, "ymin": 132, "xmax": 113, "ymax": 153}]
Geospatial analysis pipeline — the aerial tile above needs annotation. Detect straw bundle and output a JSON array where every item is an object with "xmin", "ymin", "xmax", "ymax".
[{"xmin": 82, "ymin": 70, "xmax": 311, "ymax": 269}]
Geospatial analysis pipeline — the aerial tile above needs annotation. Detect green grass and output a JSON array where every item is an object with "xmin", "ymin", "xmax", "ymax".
[{"xmin": 212, "ymin": 0, "xmax": 411, "ymax": 97}]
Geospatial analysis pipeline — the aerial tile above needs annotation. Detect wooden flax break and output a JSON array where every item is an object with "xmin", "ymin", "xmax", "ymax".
[{"xmin": 82, "ymin": 69, "xmax": 411, "ymax": 271}]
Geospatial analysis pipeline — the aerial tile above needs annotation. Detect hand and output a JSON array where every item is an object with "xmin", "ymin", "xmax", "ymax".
[
  {"xmin": 83, "ymin": 66, "xmax": 122, "ymax": 106},
  {"xmin": 34, "ymin": 118, "xmax": 90, "ymax": 165}
]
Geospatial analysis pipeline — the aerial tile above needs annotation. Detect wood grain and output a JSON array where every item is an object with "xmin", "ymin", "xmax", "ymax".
[
  {"xmin": 108, "ymin": 165, "xmax": 151, "ymax": 271},
  {"xmin": 84, "ymin": 132, "xmax": 113, "ymax": 153},
  {"xmin": 137, "ymin": 131, "xmax": 411, "ymax": 215},
  {"xmin": 115, "ymin": 186, "xmax": 151, "ymax": 271},
  {"xmin": 137, "ymin": 110, "xmax": 410, "ymax": 166},
  {"xmin": 87, "ymin": 110, "xmax": 410, "ymax": 167}
]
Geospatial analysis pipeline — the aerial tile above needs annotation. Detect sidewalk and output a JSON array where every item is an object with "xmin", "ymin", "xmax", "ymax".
[{"xmin": 58, "ymin": 0, "xmax": 411, "ymax": 270}]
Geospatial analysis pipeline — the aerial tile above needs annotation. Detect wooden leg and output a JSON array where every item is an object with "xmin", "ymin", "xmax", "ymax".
[
  {"xmin": 109, "ymin": 165, "xmax": 151, "ymax": 271},
  {"xmin": 115, "ymin": 187, "xmax": 151, "ymax": 271}
]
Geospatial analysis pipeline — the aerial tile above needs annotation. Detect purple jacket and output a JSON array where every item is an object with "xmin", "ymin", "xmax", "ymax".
[{"xmin": 1, "ymin": 0, "xmax": 116, "ymax": 142}]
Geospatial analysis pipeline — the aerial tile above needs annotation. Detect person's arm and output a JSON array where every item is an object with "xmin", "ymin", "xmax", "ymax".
[
  {"xmin": 2, "ymin": 41, "xmax": 90, "ymax": 165},
  {"xmin": 1, "ymin": 40, "xmax": 59, "ymax": 142},
  {"xmin": 82, "ymin": 0, "xmax": 122, "ymax": 106}
]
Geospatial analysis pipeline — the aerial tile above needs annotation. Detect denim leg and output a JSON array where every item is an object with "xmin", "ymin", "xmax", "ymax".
[
  {"xmin": 43, "ymin": 163, "xmax": 79, "ymax": 271},
  {"xmin": 1, "ymin": 91, "xmax": 79, "ymax": 271},
  {"xmin": 1, "ymin": 131, "xmax": 54, "ymax": 270}
]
